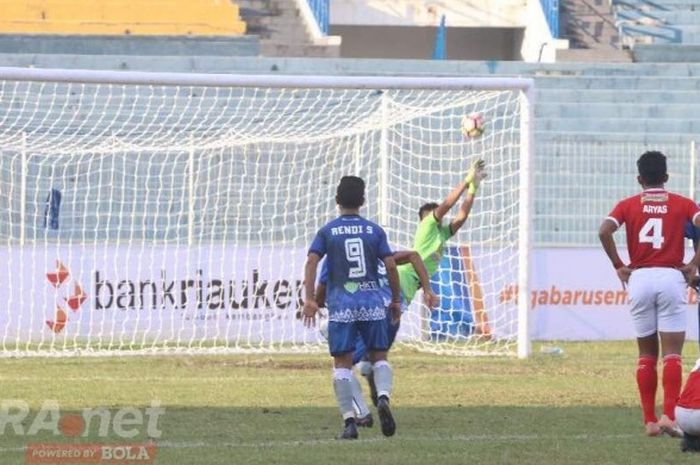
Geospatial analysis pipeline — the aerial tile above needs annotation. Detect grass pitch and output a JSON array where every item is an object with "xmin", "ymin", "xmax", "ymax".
[{"xmin": 1, "ymin": 341, "xmax": 699, "ymax": 465}]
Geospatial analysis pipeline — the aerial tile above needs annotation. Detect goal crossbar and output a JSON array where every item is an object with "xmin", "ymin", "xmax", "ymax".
[{"xmin": 0, "ymin": 66, "xmax": 534, "ymax": 92}]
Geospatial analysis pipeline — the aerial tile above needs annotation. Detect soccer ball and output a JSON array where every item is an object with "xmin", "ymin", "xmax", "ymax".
[{"xmin": 461, "ymin": 113, "xmax": 485, "ymax": 138}]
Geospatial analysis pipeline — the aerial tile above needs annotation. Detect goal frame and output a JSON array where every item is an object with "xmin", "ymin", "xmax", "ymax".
[{"xmin": 0, "ymin": 67, "xmax": 534, "ymax": 358}]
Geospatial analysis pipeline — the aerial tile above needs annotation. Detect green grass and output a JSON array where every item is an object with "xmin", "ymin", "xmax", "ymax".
[{"xmin": 1, "ymin": 341, "xmax": 699, "ymax": 465}]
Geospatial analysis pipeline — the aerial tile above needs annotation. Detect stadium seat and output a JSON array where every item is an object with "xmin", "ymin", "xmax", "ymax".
[
  {"xmin": 0, "ymin": 35, "xmax": 260, "ymax": 56},
  {"xmin": 0, "ymin": 0, "xmax": 246, "ymax": 35},
  {"xmin": 612, "ymin": 0, "xmax": 700, "ymax": 49},
  {"xmin": 633, "ymin": 43, "xmax": 700, "ymax": 61}
]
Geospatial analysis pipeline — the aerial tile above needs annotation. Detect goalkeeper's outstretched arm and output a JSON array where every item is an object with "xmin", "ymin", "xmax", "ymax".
[
  {"xmin": 449, "ymin": 160, "xmax": 487, "ymax": 235},
  {"xmin": 433, "ymin": 178, "xmax": 469, "ymax": 223},
  {"xmin": 433, "ymin": 159, "xmax": 485, "ymax": 224},
  {"xmin": 449, "ymin": 193, "xmax": 475, "ymax": 235}
]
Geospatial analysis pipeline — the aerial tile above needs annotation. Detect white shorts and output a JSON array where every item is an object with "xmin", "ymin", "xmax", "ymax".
[
  {"xmin": 627, "ymin": 267, "xmax": 687, "ymax": 338},
  {"xmin": 677, "ymin": 406, "xmax": 700, "ymax": 435}
]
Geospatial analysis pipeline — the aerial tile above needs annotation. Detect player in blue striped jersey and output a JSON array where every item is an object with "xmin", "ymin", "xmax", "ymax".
[
  {"xmin": 303, "ymin": 176, "xmax": 402, "ymax": 440},
  {"xmin": 316, "ymin": 250, "xmax": 437, "ymax": 425}
]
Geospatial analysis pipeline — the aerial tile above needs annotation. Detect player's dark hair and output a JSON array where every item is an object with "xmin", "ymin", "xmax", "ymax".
[
  {"xmin": 418, "ymin": 202, "xmax": 439, "ymax": 220},
  {"xmin": 681, "ymin": 433, "xmax": 700, "ymax": 453},
  {"xmin": 637, "ymin": 151, "xmax": 667, "ymax": 186},
  {"xmin": 336, "ymin": 176, "xmax": 365, "ymax": 209}
]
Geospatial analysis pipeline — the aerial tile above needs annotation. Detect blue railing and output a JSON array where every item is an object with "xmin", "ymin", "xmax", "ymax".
[
  {"xmin": 540, "ymin": 0, "xmax": 560, "ymax": 38},
  {"xmin": 306, "ymin": 0, "xmax": 330, "ymax": 35}
]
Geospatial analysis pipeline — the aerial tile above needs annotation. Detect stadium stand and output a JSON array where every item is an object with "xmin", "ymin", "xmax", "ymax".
[
  {"xmin": 558, "ymin": 0, "xmax": 632, "ymax": 62},
  {"xmin": 612, "ymin": 0, "xmax": 700, "ymax": 61},
  {"xmin": 0, "ymin": 0, "xmax": 259, "ymax": 57},
  {"xmin": 237, "ymin": 0, "xmax": 340, "ymax": 57},
  {"xmin": 0, "ymin": 0, "xmax": 246, "ymax": 35},
  {"xmin": 0, "ymin": 0, "xmax": 341, "ymax": 58},
  {"xmin": 0, "ymin": 34, "xmax": 260, "ymax": 56}
]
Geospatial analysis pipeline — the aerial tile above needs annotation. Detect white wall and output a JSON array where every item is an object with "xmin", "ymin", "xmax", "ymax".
[
  {"xmin": 331, "ymin": 25, "xmax": 523, "ymax": 60},
  {"xmin": 331, "ymin": 0, "xmax": 526, "ymax": 27},
  {"xmin": 330, "ymin": 0, "xmax": 567, "ymax": 62},
  {"xmin": 520, "ymin": 0, "xmax": 564, "ymax": 62}
]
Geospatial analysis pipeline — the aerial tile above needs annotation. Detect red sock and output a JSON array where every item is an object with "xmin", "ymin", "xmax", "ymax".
[
  {"xmin": 637, "ymin": 356, "xmax": 658, "ymax": 424},
  {"xmin": 662, "ymin": 354, "xmax": 682, "ymax": 421}
]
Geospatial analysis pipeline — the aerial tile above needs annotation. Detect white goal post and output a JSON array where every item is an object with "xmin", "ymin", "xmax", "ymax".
[{"xmin": 0, "ymin": 67, "xmax": 534, "ymax": 358}]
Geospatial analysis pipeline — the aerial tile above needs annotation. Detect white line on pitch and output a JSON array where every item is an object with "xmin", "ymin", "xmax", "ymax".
[
  {"xmin": 0, "ymin": 447, "xmax": 24, "ymax": 453},
  {"xmin": 148, "ymin": 433, "xmax": 642, "ymax": 449},
  {"xmin": 0, "ymin": 433, "xmax": 645, "ymax": 455},
  {"xmin": 0, "ymin": 376, "xmax": 310, "ymax": 382}
]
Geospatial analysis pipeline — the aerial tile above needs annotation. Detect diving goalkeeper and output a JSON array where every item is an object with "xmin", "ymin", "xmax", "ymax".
[
  {"xmin": 356, "ymin": 159, "xmax": 487, "ymax": 403},
  {"xmin": 398, "ymin": 158, "xmax": 487, "ymax": 304}
]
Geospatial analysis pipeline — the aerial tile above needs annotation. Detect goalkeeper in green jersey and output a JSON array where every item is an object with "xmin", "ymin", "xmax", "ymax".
[
  {"xmin": 397, "ymin": 158, "xmax": 487, "ymax": 303},
  {"xmin": 354, "ymin": 159, "xmax": 487, "ymax": 405}
]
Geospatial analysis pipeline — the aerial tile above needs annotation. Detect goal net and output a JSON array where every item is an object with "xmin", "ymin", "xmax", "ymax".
[{"xmin": 0, "ymin": 68, "xmax": 533, "ymax": 357}]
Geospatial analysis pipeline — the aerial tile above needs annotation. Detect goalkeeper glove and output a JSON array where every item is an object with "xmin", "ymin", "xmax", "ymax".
[
  {"xmin": 465, "ymin": 159, "xmax": 487, "ymax": 195},
  {"xmin": 464, "ymin": 158, "xmax": 485, "ymax": 184}
]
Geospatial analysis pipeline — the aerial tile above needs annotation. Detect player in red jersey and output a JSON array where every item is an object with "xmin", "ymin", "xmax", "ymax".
[
  {"xmin": 599, "ymin": 151, "xmax": 700, "ymax": 437},
  {"xmin": 676, "ymin": 359, "xmax": 700, "ymax": 452}
]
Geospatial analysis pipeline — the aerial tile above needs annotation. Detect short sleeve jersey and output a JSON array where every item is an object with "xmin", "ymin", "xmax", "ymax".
[
  {"xmin": 397, "ymin": 213, "xmax": 452, "ymax": 301},
  {"xmin": 309, "ymin": 214, "xmax": 393, "ymax": 322},
  {"xmin": 607, "ymin": 188, "xmax": 700, "ymax": 269}
]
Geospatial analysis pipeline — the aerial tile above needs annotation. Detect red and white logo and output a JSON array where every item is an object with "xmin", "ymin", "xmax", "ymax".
[{"xmin": 45, "ymin": 260, "xmax": 88, "ymax": 334}]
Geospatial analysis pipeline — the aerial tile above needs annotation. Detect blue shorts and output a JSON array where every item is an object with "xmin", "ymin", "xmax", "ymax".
[
  {"xmin": 328, "ymin": 318, "xmax": 389, "ymax": 357},
  {"xmin": 352, "ymin": 314, "xmax": 399, "ymax": 364}
]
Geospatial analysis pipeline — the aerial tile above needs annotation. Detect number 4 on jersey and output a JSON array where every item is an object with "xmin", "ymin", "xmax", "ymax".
[{"xmin": 639, "ymin": 218, "xmax": 664, "ymax": 249}]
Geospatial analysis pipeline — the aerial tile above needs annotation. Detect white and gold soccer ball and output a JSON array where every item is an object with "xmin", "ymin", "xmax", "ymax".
[{"xmin": 461, "ymin": 113, "xmax": 485, "ymax": 138}]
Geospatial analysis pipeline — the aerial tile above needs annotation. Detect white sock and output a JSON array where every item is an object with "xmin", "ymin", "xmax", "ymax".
[
  {"xmin": 350, "ymin": 371, "xmax": 371, "ymax": 418},
  {"xmin": 332, "ymin": 368, "xmax": 355, "ymax": 420},
  {"xmin": 373, "ymin": 360, "xmax": 393, "ymax": 400}
]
